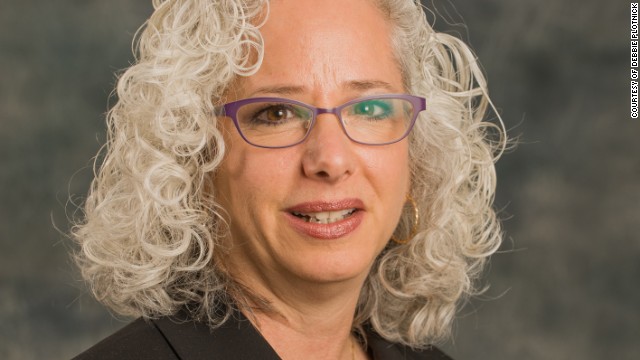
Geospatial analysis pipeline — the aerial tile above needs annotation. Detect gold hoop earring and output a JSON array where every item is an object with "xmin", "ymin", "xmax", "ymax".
[{"xmin": 391, "ymin": 194, "xmax": 419, "ymax": 245}]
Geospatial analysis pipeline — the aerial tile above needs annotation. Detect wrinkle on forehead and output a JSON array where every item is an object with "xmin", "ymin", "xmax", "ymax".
[{"xmin": 243, "ymin": 80, "xmax": 398, "ymax": 99}]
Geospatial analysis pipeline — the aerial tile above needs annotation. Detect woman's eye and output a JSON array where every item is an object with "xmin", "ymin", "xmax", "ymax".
[
  {"xmin": 259, "ymin": 106, "xmax": 293, "ymax": 122},
  {"xmin": 248, "ymin": 105, "xmax": 304, "ymax": 125},
  {"xmin": 353, "ymin": 100, "xmax": 392, "ymax": 118}
]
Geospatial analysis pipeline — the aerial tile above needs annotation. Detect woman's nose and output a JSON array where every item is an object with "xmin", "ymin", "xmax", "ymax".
[{"xmin": 300, "ymin": 113, "xmax": 356, "ymax": 183}]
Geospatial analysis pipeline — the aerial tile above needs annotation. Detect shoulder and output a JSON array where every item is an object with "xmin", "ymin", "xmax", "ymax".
[
  {"xmin": 73, "ymin": 310, "xmax": 280, "ymax": 360},
  {"xmin": 72, "ymin": 318, "xmax": 179, "ymax": 360},
  {"xmin": 366, "ymin": 331, "xmax": 454, "ymax": 360}
]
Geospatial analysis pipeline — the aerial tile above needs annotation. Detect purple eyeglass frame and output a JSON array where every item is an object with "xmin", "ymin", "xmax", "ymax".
[{"xmin": 217, "ymin": 94, "xmax": 426, "ymax": 148}]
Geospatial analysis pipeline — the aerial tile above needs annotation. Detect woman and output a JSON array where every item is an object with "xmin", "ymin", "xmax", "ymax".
[{"xmin": 73, "ymin": 0, "xmax": 505, "ymax": 359}]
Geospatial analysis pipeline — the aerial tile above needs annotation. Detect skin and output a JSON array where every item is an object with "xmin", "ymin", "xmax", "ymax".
[{"xmin": 214, "ymin": 0, "xmax": 409, "ymax": 358}]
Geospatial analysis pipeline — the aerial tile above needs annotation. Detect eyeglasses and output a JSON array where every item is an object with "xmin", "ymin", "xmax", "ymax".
[{"xmin": 217, "ymin": 94, "xmax": 426, "ymax": 148}]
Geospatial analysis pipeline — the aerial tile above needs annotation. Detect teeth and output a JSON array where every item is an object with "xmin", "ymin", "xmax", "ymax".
[{"xmin": 292, "ymin": 209, "xmax": 356, "ymax": 224}]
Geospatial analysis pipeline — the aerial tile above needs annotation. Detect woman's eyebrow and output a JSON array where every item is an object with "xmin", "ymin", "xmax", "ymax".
[
  {"xmin": 343, "ymin": 80, "xmax": 396, "ymax": 92},
  {"xmin": 245, "ymin": 80, "xmax": 396, "ymax": 97},
  {"xmin": 247, "ymin": 85, "xmax": 306, "ymax": 97}
]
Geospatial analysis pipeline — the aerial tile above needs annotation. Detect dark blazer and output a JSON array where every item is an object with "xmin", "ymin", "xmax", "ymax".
[{"xmin": 74, "ymin": 310, "xmax": 452, "ymax": 360}]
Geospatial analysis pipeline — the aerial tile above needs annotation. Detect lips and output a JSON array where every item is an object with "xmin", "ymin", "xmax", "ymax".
[
  {"xmin": 284, "ymin": 199, "xmax": 364, "ymax": 239},
  {"xmin": 290, "ymin": 208, "xmax": 357, "ymax": 224}
]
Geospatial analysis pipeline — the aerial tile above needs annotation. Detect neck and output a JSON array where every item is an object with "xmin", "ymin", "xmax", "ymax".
[
  {"xmin": 228, "ymin": 263, "xmax": 370, "ymax": 359},
  {"xmin": 250, "ymin": 299, "xmax": 358, "ymax": 360}
]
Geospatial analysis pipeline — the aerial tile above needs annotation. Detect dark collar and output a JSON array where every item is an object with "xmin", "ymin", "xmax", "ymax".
[
  {"xmin": 152, "ymin": 309, "xmax": 452, "ymax": 360},
  {"xmin": 153, "ymin": 310, "xmax": 279, "ymax": 360}
]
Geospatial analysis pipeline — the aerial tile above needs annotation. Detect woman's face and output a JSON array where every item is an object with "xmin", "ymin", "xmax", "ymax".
[{"xmin": 215, "ymin": 0, "xmax": 409, "ymax": 287}]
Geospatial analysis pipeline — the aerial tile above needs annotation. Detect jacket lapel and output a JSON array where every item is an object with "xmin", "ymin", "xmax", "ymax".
[
  {"xmin": 152, "ymin": 309, "xmax": 451, "ymax": 360},
  {"xmin": 153, "ymin": 311, "xmax": 281, "ymax": 360}
]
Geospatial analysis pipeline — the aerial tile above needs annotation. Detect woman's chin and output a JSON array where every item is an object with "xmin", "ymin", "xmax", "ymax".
[
  {"xmin": 282, "ymin": 251, "xmax": 373, "ymax": 285},
  {"xmin": 272, "ymin": 226, "xmax": 387, "ymax": 286}
]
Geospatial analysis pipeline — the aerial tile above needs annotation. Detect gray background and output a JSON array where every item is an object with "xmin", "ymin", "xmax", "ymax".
[{"xmin": 0, "ymin": 1, "xmax": 636, "ymax": 359}]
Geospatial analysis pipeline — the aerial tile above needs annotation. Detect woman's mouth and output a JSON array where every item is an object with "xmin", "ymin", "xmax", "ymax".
[
  {"xmin": 290, "ymin": 209, "xmax": 357, "ymax": 224},
  {"xmin": 284, "ymin": 199, "xmax": 364, "ymax": 239}
]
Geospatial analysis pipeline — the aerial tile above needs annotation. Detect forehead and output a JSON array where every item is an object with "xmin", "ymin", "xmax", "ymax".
[{"xmin": 238, "ymin": 0, "xmax": 403, "ymax": 97}]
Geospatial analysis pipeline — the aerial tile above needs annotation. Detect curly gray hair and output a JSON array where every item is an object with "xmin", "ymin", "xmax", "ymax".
[{"xmin": 73, "ymin": 0, "xmax": 506, "ymax": 347}]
